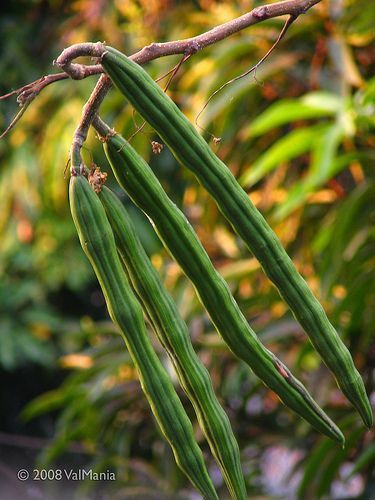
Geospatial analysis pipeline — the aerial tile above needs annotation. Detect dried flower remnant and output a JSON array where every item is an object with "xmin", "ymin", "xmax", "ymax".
[
  {"xmin": 88, "ymin": 165, "xmax": 108, "ymax": 193},
  {"xmin": 151, "ymin": 141, "xmax": 164, "ymax": 154}
]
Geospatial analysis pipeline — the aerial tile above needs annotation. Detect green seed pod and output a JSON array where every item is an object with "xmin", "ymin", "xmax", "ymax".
[
  {"xmin": 99, "ymin": 185, "xmax": 246, "ymax": 499},
  {"xmin": 100, "ymin": 47, "xmax": 372, "ymax": 428},
  {"xmin": 93, "ymin": 117, "xmax": 344, "ymax": 444},
  {"xmin": 69, "ymin": 171, "xmax": 218, "ymax": 499}
]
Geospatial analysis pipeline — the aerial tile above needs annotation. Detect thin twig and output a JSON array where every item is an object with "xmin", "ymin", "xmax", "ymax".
[
  {"xmin": 54, "ymin": 0, "xmax": 319, "ymax": 79},
  {"xmin": 0, "ymin": 0, "xmax": 321, "ymax": 149},
  {"xmin": 162, "ymin": 54, "xmax": 191, "ymax": 93},
  {"xmin": 0, "ymin": 73, "xmax": 67, "ymax": 103},
  {"xmin": 0, "ymin": 70, "xmax": 102, "ymax": 139},
  {"xmin": 53, "ymin": 42, "xmax": 105, "ymax": 79},
  {"xmin": 133, "ymin": 0, "xmax": 320, "ymax": 64},
  {"xmin": 93, "ymin": 114, "xmax": 115, "ymax": 139},
  {"xmin": 195, "ymin": 14, "xmax": 296, "ymax": 133},
  {"xmin": 70, "ymin": 74, "xmax": 111, "ymax": 167},
  {"xmin": 68, "ymin": 0, "xmax": 320, "ymax": 165},
  {"xmin": 127, "ymin": 53, "xmax": 191, "ymax": 142},
  {"xmin": 0, "ymin": 103, "xmax": 30, "ymax": 140}
]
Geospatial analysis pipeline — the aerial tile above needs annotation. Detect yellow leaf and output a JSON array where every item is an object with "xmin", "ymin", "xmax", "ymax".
[{"xmin": 60, "ymin": 354, "xmax": 93, "ymax": 369}]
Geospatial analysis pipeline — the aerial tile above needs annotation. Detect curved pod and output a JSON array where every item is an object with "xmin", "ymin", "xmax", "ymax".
[
  {"xmin": 94, "ymin": 118, "xmax": 344, "ymax": 444},
  {"xmin": 100, "ymin": 48, "xmax": 372, "ymax": 428},
  {"xmin": 69, "ymin": 172, "xmax": 218, "ymax": 499},
  {"xmin": 99, "ymin": 186, "xmax": 246, "ymax": 499}
]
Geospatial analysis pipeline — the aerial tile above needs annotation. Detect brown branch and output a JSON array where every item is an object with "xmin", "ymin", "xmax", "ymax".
[
  {"xmin": 0, "ymin": 103, "xmax": 30, "ymax": 140},
  {"xmin": 133, "ymin": 0, "xmax": 320, "ymax": 63},
  {"xmin": 54, "ymin": 42, "xmax": 104, "ymax": 79},
  {"xmin": 0, "ymin": 68, "xmax": 101, "ymax": 108},
  {"xmin": 93, "ymin": 115, "xmax": 115, "ymax": 139},
  {"xmin": 1, "ymin": 0, "xmax": 321, "ymax": 149},
  {"xmin": 0, "ymin": 73, "xmax": 74, "ymax": 139},
  {"xmin": 68, "ymin": 0, "xmax": 321, "ymax": 167},
  {"xmin": 54, "ymin": 0, "xmax": 321, "ymax": 76},
  {"xmin": 70, "ymin": 74, "xmax": 111, "ymax": 166}
]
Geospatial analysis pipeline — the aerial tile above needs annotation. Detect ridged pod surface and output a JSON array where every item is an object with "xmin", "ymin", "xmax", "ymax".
[
  {"xmin": 69, "ymin": 172, "xmax": 218, "ymax": 499},
  {"xmin": 99, "ymin": 185, "xmax": 246, "ymax": 499},
  {"xmin": 94, "ymin": 119, "xmax": 344, "ymax": 444},
  {"xmin": 100, "ymin": 47, "xmax": 372, "ymax": 428}
]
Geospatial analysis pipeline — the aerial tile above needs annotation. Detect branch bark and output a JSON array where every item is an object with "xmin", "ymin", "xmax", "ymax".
[
  {"xmin": 1, "ymin": 0, "xmax": 322, "ymax": 160},
  {"xmin": 70, "ymin": 74, "xmax": 111, "ymax": 166},
  {"xmin": 65, "ymin": 0, "xmax": 321, "ymax": 167}
]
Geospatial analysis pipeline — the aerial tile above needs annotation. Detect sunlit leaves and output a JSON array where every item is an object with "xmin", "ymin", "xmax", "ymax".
[
  {"xmin": 241, "ymin": 92, "xmax": 340, "ymax": 139},
  {"xmin": 274, "ymin": 121, "xmax": 344, "ymax": 220},
  {"xmin": 240, "ymin": 125, "xmax": 325, "ymax": 187},
  {"xmin": 0, "ymin": 0, "xmax": 374, "ymax": 497}
]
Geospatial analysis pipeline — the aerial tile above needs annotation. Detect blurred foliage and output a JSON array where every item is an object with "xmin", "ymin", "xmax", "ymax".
[{"xmin": 0, "ymin": 0, "xmax": 374, "ymax": 498}]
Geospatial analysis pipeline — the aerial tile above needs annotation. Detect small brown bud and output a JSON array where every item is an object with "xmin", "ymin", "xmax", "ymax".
[
  {"xmin": 151, "ymin": 141, "xmax": 164, "ymax": 154},
  {"xmin": 88, "ymin": 164, "xmax": 108, "ymax": 193}
]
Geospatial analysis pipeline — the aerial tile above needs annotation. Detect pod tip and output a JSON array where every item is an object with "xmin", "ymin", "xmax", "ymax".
[
  {"xmin": 358, "ymin": 402, "xmax": 373, "ymax": 430},
  {"xmin": 337, "ymin": 430, "xmax": 345, "ymax": 447}
]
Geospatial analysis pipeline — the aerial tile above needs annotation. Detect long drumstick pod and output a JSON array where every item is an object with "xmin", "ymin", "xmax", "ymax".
[
  {"xmin": 93, "ymin": 115, "xmax": 345, "ymax": 444},
  {"xmin": 99, "ymin": 47, "xmax": 372, "ymax": 428}
]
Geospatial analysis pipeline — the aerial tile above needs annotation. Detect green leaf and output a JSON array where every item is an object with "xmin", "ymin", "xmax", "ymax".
[
  {"xmin": 199, "ymin": 52, "xmax": 300, "ymax": 126},
  {"xmin": 37, "ymin": 425, "xmax": 86, "ymax": 467},
  {"xmin": 302, "ymin": 92, "xmax": 342, "ymax": 113},
  {"xmin": 297, "ymin": 416, "xmax": 357, "ymax": 499},
  {"xmin": 243, "ymin": 92, "xmax": 340, "ymax": 138},
  {"xmin": 239, "ymin": 125, "xmax": 325, "ymax": 187},
  {"xmin": 297, "ymin": 437, "xmax": 335, "ymax": 499},
  {"xmin": 21, "ymin": 390, "xmax": 67, "ymax": 421},
  {"xmin": 315, "ymin": 427, "xmax": 364, "ymax": 498},
  {"xmin": 15, "ymin": 330, "xmax": 56, "ymax": 367},
  {"xmin": 347, "ymin": 443, "xmax": 375, "ymax": 478},
  {"xmin": 318, "ymin": 181, "xmax": 375, "ymax": 293},
  {"xmin": 274, "ymin": 122, "xmax": 344, "ymax": 220},
  {"xmin": 0, "ymin": 319, "xmax": 18, "ymax": 369}
]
